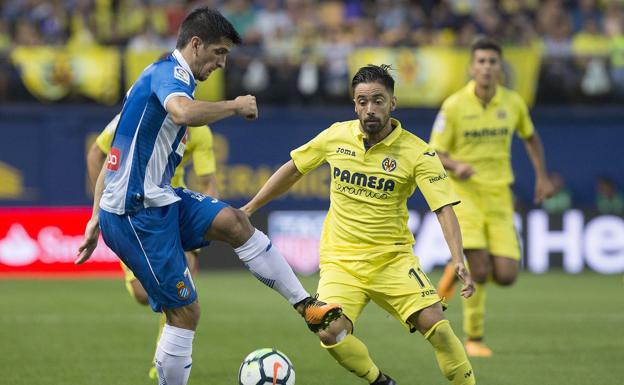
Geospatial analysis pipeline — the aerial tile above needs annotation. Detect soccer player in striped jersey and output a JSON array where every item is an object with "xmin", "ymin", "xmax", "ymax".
[
  {"xmin": 87, "ymin": 115, "xmax": 218, "ymax": 379},
  {"xmin": 243, "ymin": 65, "xmax": 476, "ymax": 385},
  {"xmin": 76, "ymin": 8, "xmax": 341, "ymax": 385},
  {"xmin": 430, "ymin": 38, "xmax": 554, "ymax": 357}
]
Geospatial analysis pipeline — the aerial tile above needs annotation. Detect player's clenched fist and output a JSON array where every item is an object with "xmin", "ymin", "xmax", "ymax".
[{"xmin": 234, "ymin": 94, "xmax": 258, "ymax": 120}]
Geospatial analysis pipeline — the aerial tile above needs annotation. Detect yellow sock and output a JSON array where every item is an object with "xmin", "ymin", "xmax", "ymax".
[
  {"xmin": 425, "ymin": 320, "xmax": 475, "ymax": 385},
  {"xmin": 463, "ymin": 283, "xmax": 486, "ymax": 339},
  {"xmin": 322, "ymin": 334, "xmax": 380, "ymax": 383}
]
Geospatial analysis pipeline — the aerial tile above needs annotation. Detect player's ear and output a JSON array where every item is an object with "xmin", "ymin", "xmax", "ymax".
[
  {"xmin": 391, "ymin": 96, "xmax": 397, "ymax": 111},
  {"xmin": 191, "ymin": 36, "xmax": 201, "ymax": 54}
]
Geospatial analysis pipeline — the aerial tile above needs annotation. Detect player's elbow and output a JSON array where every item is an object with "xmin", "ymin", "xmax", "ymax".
[
  {"xmin": 167, "ymin": 97, "xmax": 193, "ymax": 126},
  {"xmin": 170, "ymin": 109, "xmax": 190, "ymax": 126}
]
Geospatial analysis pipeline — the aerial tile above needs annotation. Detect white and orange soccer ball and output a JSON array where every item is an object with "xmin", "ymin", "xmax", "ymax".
[{"xmin": 238, "ymin": 348, "xmax": 295, "ymax": 385}]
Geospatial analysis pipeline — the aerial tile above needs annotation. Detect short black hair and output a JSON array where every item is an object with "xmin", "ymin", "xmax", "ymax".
[
  {"xmin": 471, "ymin": 37, "xmax": 503, "ymax": 58},
  {"xmin": 176, "ymin": 7, "xmax": 242, "ymax": 49},
  {"xmin": 351, "ymin": 64, "xmax": 395, "ymax": 93}
]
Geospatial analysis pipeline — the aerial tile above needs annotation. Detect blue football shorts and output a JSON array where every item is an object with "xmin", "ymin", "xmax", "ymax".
[{"xmin": 99, "ymin": 187, "xmax": 228, "ymax": 312}]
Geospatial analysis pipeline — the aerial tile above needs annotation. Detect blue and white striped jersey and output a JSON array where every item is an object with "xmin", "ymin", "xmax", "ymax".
[{"xmin": 100, "ymin": 50, "xmax": 196, "ymax": 215}]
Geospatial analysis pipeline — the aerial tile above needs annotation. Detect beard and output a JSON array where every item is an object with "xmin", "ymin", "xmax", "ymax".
[{"xmin": 360, "ymin": 116, "xmax": 389, "ymax": 135}]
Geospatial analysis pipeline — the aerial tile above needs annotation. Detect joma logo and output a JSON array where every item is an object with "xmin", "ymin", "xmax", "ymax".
[{"xmin": 336, "ymin": 147, "xmax": 356, "ymax": 156}]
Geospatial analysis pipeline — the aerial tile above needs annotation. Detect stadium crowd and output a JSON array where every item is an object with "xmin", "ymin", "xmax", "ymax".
[{"xmin": 0, "ymin": 0, "xmax": 623, "ymax": 103}]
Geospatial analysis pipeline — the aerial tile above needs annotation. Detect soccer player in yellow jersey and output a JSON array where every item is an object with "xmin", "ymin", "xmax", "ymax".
[
  {"xmin": 242, "ymin": 65, "xmax": 476, "ymax": 385},
  {"xmin": 86, "ymin": 113, "xmax": 219, "ymax": 379},
  {"xmin": 430, "ymin": 38, "xmax": 554, "ymax": 357}
]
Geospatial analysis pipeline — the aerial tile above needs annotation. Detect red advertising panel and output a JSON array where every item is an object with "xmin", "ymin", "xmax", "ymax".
[{"xmin": 0, "ymin": 207, "xmax": 122, "ymax": 277}]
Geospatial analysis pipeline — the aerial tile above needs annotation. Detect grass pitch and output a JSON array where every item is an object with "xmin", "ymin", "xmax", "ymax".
[{"xmin": 1, "ymin": 270, "xmax": 622, "ymax": 385}]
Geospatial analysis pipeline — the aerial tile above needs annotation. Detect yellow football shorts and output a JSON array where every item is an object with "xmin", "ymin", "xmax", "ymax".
[
  {"xmin": 451, "ymin": 179, "xmax": 520, "ymax": 259},
  {"xmin": 317, "ymin": 251, "xmax": 440, "ymax": 332}
]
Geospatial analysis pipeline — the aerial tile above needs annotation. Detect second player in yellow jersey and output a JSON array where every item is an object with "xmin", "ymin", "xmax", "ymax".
[
  {"xmin": 243, "ymin": 65, "xmax": 476, "ymax": 385},
  {"xmin": 429, "ymin": 38, "xmax": 554, "ymax": 358}
]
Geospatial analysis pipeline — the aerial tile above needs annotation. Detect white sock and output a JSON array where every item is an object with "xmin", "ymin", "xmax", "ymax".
[
  {"xmin": 235, "ymin": 229, "xmax": 310, "ymax": 305},
  {"xmin": 155, "ymin": 324, "xmax": 194, "ymax": 385}
]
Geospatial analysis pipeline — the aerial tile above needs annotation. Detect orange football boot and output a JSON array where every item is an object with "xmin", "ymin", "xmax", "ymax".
[
  {"xmin": 464, "ymin": 339, "xmax": 493, "ymax": 357},
  {"xmin": 437, "ymin": 263, "xmax": 458, "ymax": 301}
]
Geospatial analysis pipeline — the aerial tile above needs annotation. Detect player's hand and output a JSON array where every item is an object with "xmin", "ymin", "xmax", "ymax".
[
  {"xmin": 454, "ymin": 262, "xmax": 475, "ymax": 298},
  {"xmin": 234, "ymin": 95, "xmax": 258, "ymax": 120},
  {"xmin": 75, "ymin": 218, "xmax": 100, "ymax": 265},
  {"xmin": 534, "ymin": 175, "xmax": 555, "ymax": 204},
  {"xmin": 453, "ymin": 162, "xmax": 475, "ymax": 180}
]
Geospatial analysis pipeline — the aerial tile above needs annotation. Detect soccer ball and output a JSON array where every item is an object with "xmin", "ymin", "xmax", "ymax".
[{"xmin": 238, "ymin": 348, "xmax": 295, "ymax": 385}]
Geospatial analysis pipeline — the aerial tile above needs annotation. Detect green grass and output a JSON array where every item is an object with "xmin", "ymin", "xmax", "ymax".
[{"xmin": 1, "ymin": 270, "xmax": 622, "ymax": 385}]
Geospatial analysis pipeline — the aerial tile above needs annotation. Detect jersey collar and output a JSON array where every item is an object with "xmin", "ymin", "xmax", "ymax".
[
  {"xmin": 172, "ymin": 49, "xmax": 195, "ymax": 81},
  {"xmin": 352, "ymin": 118, "xmax": 403, "ymax": 147},
  {"xmin": 466, "ymin": 80, "xmax": 502, "ymax": 107}
]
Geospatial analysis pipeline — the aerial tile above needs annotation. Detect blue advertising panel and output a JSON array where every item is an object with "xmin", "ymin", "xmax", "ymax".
[{"xmin": 0, "ymin": 105, "xmax": 622, "ymax": 209}]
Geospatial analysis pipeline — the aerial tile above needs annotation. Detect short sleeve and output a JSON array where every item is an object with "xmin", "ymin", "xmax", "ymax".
[
  {"xmin": 191, "ymin": 126, "xmax": 217, "ymax": 176},
  {"xmin": 95, "ymin": 114, "xmax": 120, "ymax": 154},
  {"xmin": 414, "ymin": 147, "xmax": 460, "ymax": 211},
  {"xmin": 429, "ymin": 101, "xmax": 454, "ymax": 153},
  {"xmin": 153, "ymin": 63, "xmax": 195, "ymax": 110},
  {"xmin": 515, "ymin": 96, "xmax": 535, "ymax": 139},
  {"xmin": 290, "ymin": 128, "xmax": 330, "ymax": 175}
]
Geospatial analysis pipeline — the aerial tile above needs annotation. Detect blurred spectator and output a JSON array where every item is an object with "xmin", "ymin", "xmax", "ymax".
[
  {"xmin": 596, "ymin": 176, "xmax": 624, "ymax": 215},
  {"xmin": 571, "ymin": 0, "xmax": 602, "ymax": 33},
  {"xmin": 222, "ymin": 0, "xmax": 257, "ymax": 43},
  {"xmin": 249, "ymin": 0, "xmax": 293, "ymax": 47},
  {"xmin": 542, "ymin": 172, "xmax": 572, "ymax": 214},
  {"xmin": 605, "ymin": 2, "xmax": 624, "ymax": 96},
  {"xmin": 13, "ymin": 18, "xmax": 43, "ymax": 45}
]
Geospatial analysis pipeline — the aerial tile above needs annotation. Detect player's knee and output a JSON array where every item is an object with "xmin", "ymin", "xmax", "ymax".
[
  {"xmin": 165, "ymin": 301, "xmax": 201, "ymax": 330},
  {"xmin": 130, "ymin": 280, "xmax": 149, "ymax": 305},
  {"xmin": 133, "ymin": 291, "xmax": 149, "ymax": 305},
  {"xmin": 493, "ymin": 272, "xmax": 517, "ymax": 286},
  {"xmin": 470, "ymin": 264, "xmax": 489, "ymax": 284},
  {"xmin": 220, "ymin": 207, "xmax": 254, "ymax": 246},
  {"xmin": 318, "ymin": 315, "xmax": 352, "ymax": 346}
]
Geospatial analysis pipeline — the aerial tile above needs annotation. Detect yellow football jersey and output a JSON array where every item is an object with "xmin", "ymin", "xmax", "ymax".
[
  {"xmin": 95, "ymin": 114, "xmax": 216, "ymax": 189},
  {"xmin": 429, "ymin": 80, "xmax": 534, "ymax": 186},
  {"xmin": 291, "ymin": 118, "xmax": 459, "ymax": 261}
]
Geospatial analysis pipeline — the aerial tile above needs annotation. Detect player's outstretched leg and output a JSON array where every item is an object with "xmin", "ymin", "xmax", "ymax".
[
  {"xmin": 410, "ymin": 303, "xmax": 475, "ymax": 385},
  {"xmin": 318, "ymin": 315, "xmax": 394, "ymax": 384},
  {"xmin": 205, "ymin": 207, "xmax": 342, "ymax": 331}
]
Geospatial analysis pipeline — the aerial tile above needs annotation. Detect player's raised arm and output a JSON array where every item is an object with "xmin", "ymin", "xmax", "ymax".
[
  {"xmin": 434, "ymin": 204, "xmax": 475, "ymax": 298},
  {"xmin": 166, "ymin": 94, "xmax": 258, "ymax": 127},
  {"xmin": 522, "ymin": 131, "xmax": 555, "ymax": 204},
  {"xmin": 241, "ymin": 160, "xmax": 303, "ymax": 216}
]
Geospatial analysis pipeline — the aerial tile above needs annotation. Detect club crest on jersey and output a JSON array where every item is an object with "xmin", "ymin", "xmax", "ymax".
[
  {"xmin": 174, "ymin": 66, "xmax": 190, "ymax": 85},
  {"xmin": 497, "ymin": 109, "xmax": 507, "ymax": 119},
  {"xmin": 106, "ymin": 147, "xmax": 121, "ymax": 171},
  {"xmin": 176, "ymin": 281, "xmax": 191, "ymax": 300},
  {"xmin": 381, "ymin": 157, "xmax": 397, "ymax": 172}
]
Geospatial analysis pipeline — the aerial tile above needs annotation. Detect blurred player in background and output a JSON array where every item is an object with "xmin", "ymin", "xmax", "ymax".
[
  {"xmin": 243, "ymin": 65, "xmax": 476, "ymax": 385},
  {"xmin": 76, "ymin": 8, "xmax": 341, "ymax": 385},
  {"xmin": 430, "ymin": 38, "xmax": 554, "ymax": 357},
  {"xmin": 87, "ymin": 113, "xmax": 218, "ymax": 379}
]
